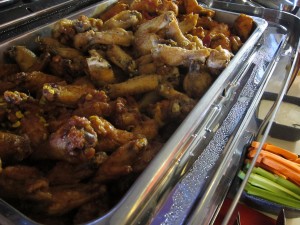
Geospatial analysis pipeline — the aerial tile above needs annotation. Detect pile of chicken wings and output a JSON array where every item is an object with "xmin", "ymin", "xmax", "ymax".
[{"xmin": 0, "ymin": 0, "xmax": 253, "ymax": 224}]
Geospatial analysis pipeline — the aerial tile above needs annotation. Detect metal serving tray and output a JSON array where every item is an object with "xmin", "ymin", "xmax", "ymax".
[
  {"xmin": 201, "ymin": 0, "xmax": 297, "ymax": 12},
  {"xmin": 0, "ymin": 1, "xmax": 270, "ymax": 225}
]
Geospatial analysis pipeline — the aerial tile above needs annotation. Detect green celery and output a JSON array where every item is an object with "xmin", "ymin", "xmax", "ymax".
[
  {"xmin": 238, "ymin": 171, "xmax": 300, "ymax": 200},
  {"xmin": 245, "ymin": 183, "xmax": 300, "ymax": 209},
  {"xmin": 252, "ymin": 167, "xmax": 300, "ymax": 196}
]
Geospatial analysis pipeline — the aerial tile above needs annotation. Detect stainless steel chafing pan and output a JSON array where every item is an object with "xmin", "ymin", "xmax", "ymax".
[{"xmin": 0, "ymin": 1, "xmax": 268, "ymax": 224}]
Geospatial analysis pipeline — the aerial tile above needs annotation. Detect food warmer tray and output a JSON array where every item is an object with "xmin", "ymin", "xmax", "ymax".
[{"xmin": 0, "ymin": 0, "xmax": 299, "ymax": 225}]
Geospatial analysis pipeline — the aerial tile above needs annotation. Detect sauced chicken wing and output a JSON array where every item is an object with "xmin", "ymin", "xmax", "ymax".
[
  {"xmin": 151, "ymin": 44, "xmax": 211, "ymax": 66},
  {"xmin": 74, "ymin": 28, "xmax": 134, "ymax": 51},
  {"xmin": 134, "ymin": 11, "xmax": 176, "ymax": 55},
  {"xmin": 85, "ymin": 49, "xmax": 117, "ymax": 85},
  {"xmin": 90, "ymin": 115, "xmax": 142, "ymax": 152},
  {"xmin": 93, "ymin": 137, "xmax": 147, "ymax": 181},
  {"xmin": 102, "ymin": 10, "xmax": 142, "ymax": 30},
  {"xmin": 33, "ymin": 116, "xmax": 97, "ymax": 163},
  {"xmin": 206, "ymin": 45, "xmax": 233, "ymax": 76},
  {"xmin": 42, "ymin": 83, "xmax": 96, "ymax": 107},
  {"xmin": 52, "ymin": 15, "xmax": 103, "ymax": 44}
]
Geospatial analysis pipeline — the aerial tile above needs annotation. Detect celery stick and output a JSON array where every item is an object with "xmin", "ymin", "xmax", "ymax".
[
  {"xmin": 239, "ymin": 171, "xmax": 300, "ymax": 200},
  {"xmin": 245, "ymin": 183, "xmax": 300, "ymax": 209},
  {"xmin": 252, "ymin": 167, "xmax": 300, "ymax": 196}
]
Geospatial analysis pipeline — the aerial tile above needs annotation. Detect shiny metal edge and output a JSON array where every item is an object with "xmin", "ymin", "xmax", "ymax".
[
  {"xmin": 252, "ymin": 0, "xmax": 296, "ymax": 12},
  {"xmin": 0, "ymin": 1, "xmax": 267, "ymax": 225}
]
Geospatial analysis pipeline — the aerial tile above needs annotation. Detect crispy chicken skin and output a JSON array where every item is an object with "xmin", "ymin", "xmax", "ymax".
[{"xmin": 0, "ymin": 0, "xmax": 253, "ymax": 224}]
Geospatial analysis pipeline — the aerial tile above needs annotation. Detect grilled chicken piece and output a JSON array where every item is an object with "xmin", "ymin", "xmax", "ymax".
[
  {"xmin": 181, "ymin": 0, "xmax": 215, "ymax": 17},
  {"xmin": 179, "ymin": 13, "xmax": 199, "ymax": 34},
  {"xmin": 0, "ymin": 131, "xmax": 32, "ymax": 163},
  {"xmin": 73, "ymin": 28, "xmax": 134, "ymax": 51},
  {"xmin": 89, "ymin": 115, "xmax": 143, "ymax": 152},
  {"xmin": 1, "ymin": 71, "xmax": 62, "ymax": 94},
  {"xmin": 73, "ymin": 90, "xmax": 111, "ymax": 118},
  {"xmin": 183, "ymin": 64, "xmax": 213, "ymax": 98},
  {"xmin": 40, "ymin": 183, "xmax": 107, "ymax": 216},
  {"xmin": 151, "ymin": 44, "xmax": 211, "ymax": 67},
  {"xmin": 7, "ymin": 46, "xmax": 37, "ymax": 72},
  {"xmin": 32, "ymin": 116, "xmax": 97, "ymax": 163},
  {"xmin": 210, "ymin": 33, "xmax": 231, "ymax": 51},
  {"xmin": 106, "ymin": 74, "xmax": 161, "ymax": 98},
  {"xmin": 85, "ymin": 49, "xmax": 116, "ymax": 86},
  {"xmin": 3, "ymin": 91, "xmax": 49, "ymax": 147},
  {"xmin": 106, "ymin": 44, "xmax": 138, "ymax": 76},
  {"xmin": 134, "ymin": 11, "xmax": 176, "ymax": 55},
  {"xmin": 233, "ymin": 13, "xmax": 254, "ymax": 41},
  {"xmin": 42, "ymin": 83, "xmax": 96, "ymax": 107},
  {"xmin": 230, "ymin": 35, "xmax": 243, "ymax": 53},
  {"xmin": 130, "ymin": 0, "xmax": 178, "ymax": 17},
  {"xmin": 52, "ymin": 15, "xmax": 103, "ymax": 44},
  {"xmin": 102, "ymin": 10, "xmax": 142, "ymax": 30},
  {"xmin": 0, "ymin": 165, "xmax": 51, "ymax": 201},
  {"xmin": 206, "ymin": 45, "xmax": 233, "ymax": 76},
  {"xmin": 109, "ymin": 96, "xmax": 159, "ymax": 140},
  {"xmin": 47, "ymin": 156, "xmax": 107, "ymax": 185},
  {"xmin": 93, "ymin": 137, "xmax": 147, "ymax": 181},
  {"xmin": 132, "ymin": 140, "xmax": 163, "ymax": 172}
]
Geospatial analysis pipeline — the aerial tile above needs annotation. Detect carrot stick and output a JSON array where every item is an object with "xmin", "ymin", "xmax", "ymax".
[
  {"xmin": 255, "ymin": 162, "xmax": 287, "ymax": 179},
  {"xmin": 292, "ymin": 158, "xmax": 300, "ymax": 164},
  {"xmin": 261, "ymin": 157, "xmax": 300, "ymax": 184},
  {"xmin": 250, "ymin": 141, "xmax": 298, "ymax": 160},
  {"xmin": 248, "ymin": 149, "xmax": 300, "ymax": 174},
  {"xmin": 263, "ymin": 144, "xmax": 298, "ymax": 160},
  {"xmin": 250, "ymin": 141, "xmax": 267, "ymax": 149}
]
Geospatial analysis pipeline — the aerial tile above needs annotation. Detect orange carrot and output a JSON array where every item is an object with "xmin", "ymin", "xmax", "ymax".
[
  {"xmin": 251, "ymin": 141, "xmax": 267, "ymax": 149},
  {"xmin": 250, "ymin": 141, "xmax": 298, "ymax": 160},
  {"xmin": 248, "ymin": 149, "xmax": 300, "ymax": 174},
  {"xmin": 292, "ymin": 158, "xmax": 300, "ymax": 164},
  {"xmin": 264, "ymin": 144, "xmax": 298, "ymax": 160},
  {"xmin": 261, "ymin": 157, "xmax": 300, "ymax": 185},
  {"xmin": 255, "ymin": 161, "xmax": 287, "ymax": 179}
]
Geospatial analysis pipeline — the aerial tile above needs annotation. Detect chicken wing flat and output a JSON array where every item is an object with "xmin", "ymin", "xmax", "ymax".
[
  {"xmin": 42, "ymin": 83, "xmax": 95, "ymax": 107},
  {"xmin": 152, "ymin": 44, "xmax": 211, "ymax": 66},
  {"xmin": 102, "ymin": 10, "xmax": 142, "ymax": 30},
  {"xmin": 73, "ymin": 28, "xmax": 134, "ymax": 51}
]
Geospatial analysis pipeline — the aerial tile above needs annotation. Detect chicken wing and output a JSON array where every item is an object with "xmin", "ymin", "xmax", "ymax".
[
  {"xmin": 42, "ymin": 83, "xmax": 96, "ymax": 107},
  {"xmin": 206, "ymin": 45, "xmax": 233, "ymax": 76},
  {"xmin": 151, "ymin": 44, "xmax": 210, "ymax": 67},
  {"xmin": 73, "ymin": 28, "xmax": 134, "ymax": 51},
  {"xmin": 93, "ymin": 138, "xmax": 147, "ymax": 181},
  {"xmin": 33, "ymin": 116, "xmax": 97, "ymax": 163},
  {"xmin": 106, "ymin": 44, "xmax": 138, "ymax": 76},
  {"xmin": 85, "ymin": 49, "xmax": 116, "ymax": 86},
  {"xmin": 102, "ymin": 10, "xmax": 142, "ymax": 30},
  {"xmin": 0, "ymin": 165, "xmax": 51, "ymax": 201},
  {"xmin": 0, "ymin": 131, "xmax": 32, "ymax": 163}
]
